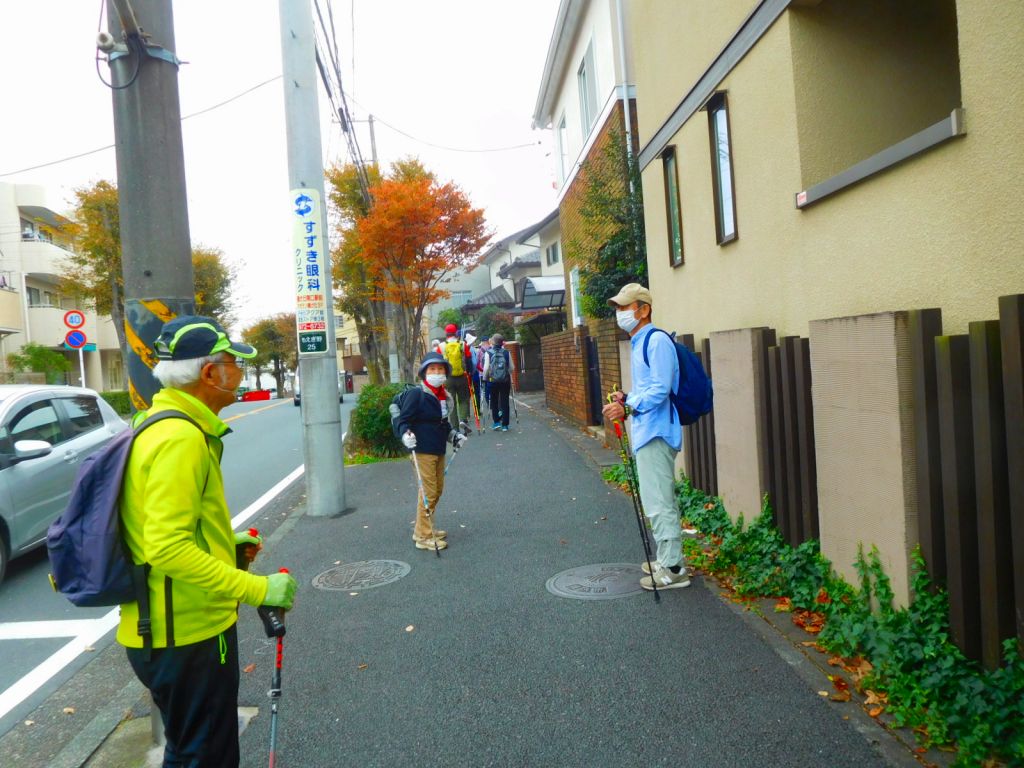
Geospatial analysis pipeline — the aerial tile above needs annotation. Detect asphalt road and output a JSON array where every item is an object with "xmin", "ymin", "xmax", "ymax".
[{"xmin": 0, "ymin": 394, "xmax": 352, "ymax": 739}]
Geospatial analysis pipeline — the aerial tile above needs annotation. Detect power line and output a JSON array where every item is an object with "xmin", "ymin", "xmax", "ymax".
[
  {"xmin": 0, "ymin": 75, "xmax": 283, "ymax": 178},
  {"xmin": 369, "ymin": 114, "xmax": 541, "ymax": 154}
]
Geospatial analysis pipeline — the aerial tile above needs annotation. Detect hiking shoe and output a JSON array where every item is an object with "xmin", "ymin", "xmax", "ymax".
[
  {"xmin": 413, "ymin": 530, "xmax": 447, "ymax": 542},
  {"xmin": 415, "ymin": 538, "xmax": 448, "ymax": 551},
  {"xmin": 640, "ymin": 559, "xmax": 662, "ymax": 575},
  {"xmin": 640, "ymin": 566, "xmax": 690, "ymax": 591},
  {"xmin": 501, "ymin": 427, "xmax": 509, "ymax": 432},
  {"xmin": 491, "ymin": 424, "xmax": 501, "ymax": 431}
]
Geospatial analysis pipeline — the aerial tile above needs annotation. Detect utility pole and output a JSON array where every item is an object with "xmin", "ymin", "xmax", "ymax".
[
  {"xmin": 279, "ymin": 0, "xmax": 346, "ymax": 516},
  {"xmin": 105, "ymin": 0, "xmax": 194, "ymax": 410}
]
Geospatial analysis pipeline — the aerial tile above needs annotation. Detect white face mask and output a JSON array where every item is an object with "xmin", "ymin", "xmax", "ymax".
[
  {"xmin": 616, "ymin": 308, "xmax": 640, "ymax": 333},
  {"xmin": 426, "ymin": 373, "xmax": 447, "ymax": 388}
]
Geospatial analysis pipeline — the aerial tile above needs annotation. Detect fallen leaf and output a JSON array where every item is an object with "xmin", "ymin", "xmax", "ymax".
[
  {"xmin": 817, "ymin": 691, "xmax": 829, "ymax": 697},
  {"xmin": 460, "ymin": 524, "xmax": 466, "ymax": 528},
  {"xmin": 363, "ymin": 525, "xmax": 369, "ymax": 529},
  {"xmin": 334, "ymin": 560, "xmax": 341, "ymax": 565},
  {"xmin": 357, "ymin": 663, "xmax": 368, "ymax": 670},
  {"xmin": 774, "ymin": 597, "xmax": 793, "ymax": 613},
  {"xmin": 827, "ymin": 656, "xmax": 844, "ymax": 667},
  {"xmin": 84, "ymin": 646, "xmax": 96, "ymax": 652},
  {"xmin": 243, "ymin": 663, "xmax": 256, "ymax": 674},
  {"xmin": 704, "ymin": 503, "xmax": 715, "ymax": 510},
  {"xmin": 868, "ymin": 706, "xmax": 883, "ymax": 718},
  {"xmin": 558, "ymin": 539, "xmax": 568, "ymax": 545},
  {"xmin": 349, "ymin": 592, "xmax": 358, "ymax": 597},
  {"xmin": 23, "ymin": 720, "xmax": 34, "ymax": 726},
  {"xmin": 62, "ymin": 707, "xmax": 75, "ymax": 715},
  {"xmin": 830, "ymin": 689, "xmax": 852, "ymax": 702},
  {"xmin": 863, "ymin": 690, "xmax": 887, "ymax": 707},
  {"xmin": 405, "ymin": 625, "xmax": 415, "ymax": 632},
  {"xmin": 599, "ymin": 516, "xmax": 607, "ymax": 521}
]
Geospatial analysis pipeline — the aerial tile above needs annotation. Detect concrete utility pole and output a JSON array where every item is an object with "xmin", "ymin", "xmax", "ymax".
[
  {"xmin": 279, "ymin": 0, "xmax": 347, "ymax": 516},
  {"xmin": 106, "ymin": 0, "xmax": 195, "ymax": 410}
]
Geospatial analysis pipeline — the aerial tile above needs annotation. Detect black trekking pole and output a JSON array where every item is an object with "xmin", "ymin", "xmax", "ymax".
[
  {"xmin": 611, "ymin": 417, "xmax": 660, "ymax": 603},
  {"xmin": 257, "ymin": 568, "xmax": 290, "ymax": 768},
  {"xmin": 444, "ymin": 422, "xmax": 472, "ymax": 476}
]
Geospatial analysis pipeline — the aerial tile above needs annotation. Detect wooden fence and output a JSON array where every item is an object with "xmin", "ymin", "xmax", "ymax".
[
  {"xmin": 910, "ymin": 294, "xmax": 1024, "ymax": 666},
  {"xmin": 681, "ymin": 335, "xmax": 718, "ymax": 497}
]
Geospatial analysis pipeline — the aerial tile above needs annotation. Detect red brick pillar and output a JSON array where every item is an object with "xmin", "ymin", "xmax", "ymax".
[{"xmin": 505, "ymin": 340, "xmax": 522, "ymax": 391}]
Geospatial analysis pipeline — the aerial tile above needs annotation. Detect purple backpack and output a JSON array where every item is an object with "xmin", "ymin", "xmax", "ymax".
[{"xmin": 47, "ymin": 410, "xmax": 202, "ymax": 608}]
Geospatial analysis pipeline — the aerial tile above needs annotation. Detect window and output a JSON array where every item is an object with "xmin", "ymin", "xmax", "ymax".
[
  {"xmin": 450, "ymin": 290, "xmax": 472, "ymax": 306},
  {"xmin": 59, "ymin": 396, "xmax": 103, "ymax": 438},
  {"xmin": 9, "ymin": 401, "xmax": 63, "ymax": 445},
  {"xmin": 556, "ymin": 115, "xmax": 569, "ymax": 182},
  {"xmin": 662, "ymin": 148, "xmax": 684, "ymax": 266},
  {"xmin": 27, "ymin": 286, "xmax": 41, "ymax": 306},
  {"xmin": 570, "ymin": 267, "xmax": 582, "ymax": 326},
  {"xmin": 577, "ymin": 41, "xmax": 598, "ymax": 136},
  {"xmin": 545, "ymin": 242, "xmax": 560, "ymax": 266},
  {"xmin": 707, "ymin": 92, "xmax": 738, "ymax": 244}
]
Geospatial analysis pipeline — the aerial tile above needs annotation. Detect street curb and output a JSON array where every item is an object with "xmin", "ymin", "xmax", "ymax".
[{"xmin": 47, "ymin": 678, "xmax": 145, "ymax": 768}]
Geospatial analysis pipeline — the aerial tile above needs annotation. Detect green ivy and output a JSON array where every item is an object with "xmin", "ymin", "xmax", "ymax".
[
  {"xmin": 674, "ymin": 477, "xmax": 1024, "ymax": 766},
  {"xmin": 100, "ymin": 390, "xmax": 132, "ymax": 416}
]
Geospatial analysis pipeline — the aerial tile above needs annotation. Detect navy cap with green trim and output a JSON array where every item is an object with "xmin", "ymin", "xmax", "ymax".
[{"xmin": 153, "ymin": 315, "xmax": 257, "ymax": 361}]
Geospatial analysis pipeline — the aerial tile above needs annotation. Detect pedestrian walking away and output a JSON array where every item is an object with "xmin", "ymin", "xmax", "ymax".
[
  {"xmin": 395, "ymin": 351, "xmax": 469, "ymax": 551},
  {"xmin": 441, "ymin": 323, "xmax": 473, "ymax": 430},
  {"xmin": 601, "ymin": 285, "xmax": 691, "ymax": 592},
  {"xmin": 117, "ymin": 316, "xmax": 297, "ymax": 768},
  {"xmin": 483, "ymin": 333, "xmax": 514, "ymax": 432},
  {"xmin": 477, "ymin": 337, "xmax": 493, "ymax": 411}
]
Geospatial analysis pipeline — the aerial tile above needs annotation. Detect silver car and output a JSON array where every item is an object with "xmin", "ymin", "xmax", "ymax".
[{"xmin": 0, "ymin": 385, "xmax": 127, "ymax": 584}]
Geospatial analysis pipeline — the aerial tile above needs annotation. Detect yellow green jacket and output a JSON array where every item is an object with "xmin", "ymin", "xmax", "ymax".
[{"xmin": 116, "ymin": 388, "xmax": 267, "ymax": 648}]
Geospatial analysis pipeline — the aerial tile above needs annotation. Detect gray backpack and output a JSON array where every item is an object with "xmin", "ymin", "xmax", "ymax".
[{"xmin": 489, "ymin": 348, "xmax": 510, "ymax": 383}]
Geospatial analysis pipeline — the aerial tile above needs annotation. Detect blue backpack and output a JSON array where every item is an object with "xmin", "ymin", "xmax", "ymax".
[
  {"xmin": 642, "ymin": 329, "xmax": 713, "ymax": 425},
  {"xmin": 47, "ymin": 410, "xmax": 203, "ymax": 609}
]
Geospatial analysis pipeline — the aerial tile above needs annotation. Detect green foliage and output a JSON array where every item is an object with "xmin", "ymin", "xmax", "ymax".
[
  {"xmin": 347, "ymin": 382, "xmax": 406, "ymax": 458},
  {"xmin": 601, "ymin": 464, "xmax": 628, "ymax": 487},
  {"xmin": 675, "ymin": 477, "xmax": 1024, "ymax": 765},
  {"xmin": 7, "ymin": 343, "xmax": 72, "ymax": 384},
  {"xmin": 100, "ymin": 390, "xmax": 132, "ymax": 416},
  {"xmin": 567, "ymin": 127, "xmax": 647, "ymax": 320},
  {"xmin": 436, "ymin": 307, "xmax": 465, "ymax": 330},
  {"xmin": 472, "ymin": 305, "xmax": 515, "ymax": 340}
]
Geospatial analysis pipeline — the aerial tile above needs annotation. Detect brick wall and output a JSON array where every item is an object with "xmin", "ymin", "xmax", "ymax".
[
  {"xmin": 592, "ymin": 316, "xmax": 627, "ymax": 443},
  {"xmin": 541, "ymin": 326, "xmax": 591, "ymax": 426}
]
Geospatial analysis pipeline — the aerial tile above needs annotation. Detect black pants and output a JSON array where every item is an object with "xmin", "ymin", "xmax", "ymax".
[
  {"xmin": 490, "ymin": 380, "xmax": 511, "ymax": 427},
  {"xmin": 126, "ymin": 624, "xmax": 241, "ymax": 768}
]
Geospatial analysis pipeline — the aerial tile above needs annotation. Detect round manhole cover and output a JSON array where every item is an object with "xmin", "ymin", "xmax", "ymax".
[
  {"xmin": 312, "ymin": 560, "xmax": 411, "ymax": 591},
  {"xmin": 545, "ymin": 563, "xmax": 645, "ymax": 600}
]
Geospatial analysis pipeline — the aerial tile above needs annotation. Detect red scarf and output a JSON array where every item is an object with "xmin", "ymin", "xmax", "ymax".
[{"xmin": 423, "ymin": 380, "xmax": 447, "ymax": 402}]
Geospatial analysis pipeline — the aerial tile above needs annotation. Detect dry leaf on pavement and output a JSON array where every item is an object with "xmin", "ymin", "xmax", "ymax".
[
  {"xmin": 357, "ymin": 664, "xmax": 368, "ymax": 671},
  {"xmin": 243, "ymin": 663, "xmax": 256, "ymax": 674},
  {"xmin": 405, "ymin": 625, "xmax": 415, "ymax": 632},
  {"xmin": 62, "ymin": 707, "xmax": 75, "ymax": 715}
]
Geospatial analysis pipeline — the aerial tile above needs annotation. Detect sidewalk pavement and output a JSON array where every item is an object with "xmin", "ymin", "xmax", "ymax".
[{"xmin": 89, "ymin": 389, "xmax": 918, "ymax": 767}]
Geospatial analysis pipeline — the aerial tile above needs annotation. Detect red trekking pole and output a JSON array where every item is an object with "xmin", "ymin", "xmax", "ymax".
[
  {"xmin": 611, "ymin": 415, "xmax": 660, "ymax": 603},
  {"xmin": 258, "ymin": 568, "xmax": 289, "ymax": 767}
]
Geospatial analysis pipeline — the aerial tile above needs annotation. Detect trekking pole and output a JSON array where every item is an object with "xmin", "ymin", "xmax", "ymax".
[
  {"xmin": 257, "ymin": 568, "xmax": 289, "ymax": 768},
  {"xmin": 409, "ymin": 450, "xmax": 440, "ymax": 558},
  {"xmin": 510, "ymin": 373, "xmax": 520, "ymax": 426},
  {"xmin": 464, "ymin": 372, "xmax": 483, "ymax": 434},
  {"xmin": 444, "ymin": 422, "xmax": 472, "ymax": 476},
  {"xmin": 609, "ymin": 414, "xmax": 660, "ymax": 603}
]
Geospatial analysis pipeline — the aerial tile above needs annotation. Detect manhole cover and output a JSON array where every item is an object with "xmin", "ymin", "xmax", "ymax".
[
  {"xmin": 312, "ymin": 560, "xmax": 411, "ymax": 591},
  {"xmin": 545, "ymin": 563, "xmax": 645, "ymax": 600}
]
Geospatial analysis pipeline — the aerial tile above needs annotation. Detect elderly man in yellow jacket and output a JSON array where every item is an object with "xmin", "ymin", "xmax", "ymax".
[{"xmin": 118, "ymin": 316, "xmax": 297, "ymax": 768}]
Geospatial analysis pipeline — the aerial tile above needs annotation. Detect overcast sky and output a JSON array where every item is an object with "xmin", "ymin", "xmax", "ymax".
[{"xmin": 0, "ymin": 1, "xmax": 559, "ymax": 330}]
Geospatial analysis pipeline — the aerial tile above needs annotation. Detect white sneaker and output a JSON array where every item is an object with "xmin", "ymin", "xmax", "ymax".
[
  {"xmin": 640, "ymin": 559, "xmax": 662, "ymax": 575},
  {"xmin": 640, "ymin": 566, "xmax": 690, "ymax": 591}
]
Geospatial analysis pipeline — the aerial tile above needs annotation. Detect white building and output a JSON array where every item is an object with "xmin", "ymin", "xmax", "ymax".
[{"xmin": 0, "ymin": 182, "xmax": 123, "ymax": 390}]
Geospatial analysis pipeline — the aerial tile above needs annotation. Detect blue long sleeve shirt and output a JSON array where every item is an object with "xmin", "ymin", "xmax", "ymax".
[{"xmin": 625, "ymin": 325, "xmax": 681, "ymax": 452}]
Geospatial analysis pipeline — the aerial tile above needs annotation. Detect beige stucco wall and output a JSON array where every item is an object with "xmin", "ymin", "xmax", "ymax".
[
  {"xmin": 709, "ymin": 328, "xmax": 768, "ymax": 523},
  {"xmin": 789, "ymin": 0, "xmax": 961, "ymax": 186},
  {"xmin": 809, "ymin": 312, "xmax": 918, "ymax": 604}
]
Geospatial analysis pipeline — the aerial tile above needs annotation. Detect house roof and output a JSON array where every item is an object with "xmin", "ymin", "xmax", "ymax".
[
  {"xmin": 518, "ymin": 275, "xmax": 566, "ymax": 310},
  {"xmin": 498, "ymin": 251, "xmax": 541, "ymax": 279},
  {"xmin": 514, "ymin": 209, "xmax": 558, "ymax": 244},
  {"xmin": 18, "ymin": 205, "xmax": 71, "ymax": 231},
  {"xmin": 463, "ymin": 284, "xmax": 514, "ymax": 310},
  {"xmin": 479, "ymin": 223, "xmax": 541, "ymax": 265}
]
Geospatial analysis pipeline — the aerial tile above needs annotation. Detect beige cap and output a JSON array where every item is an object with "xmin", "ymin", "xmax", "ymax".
[{"xmin": 607, "ymin": 283, "xmax": 653, "ymax": 307}]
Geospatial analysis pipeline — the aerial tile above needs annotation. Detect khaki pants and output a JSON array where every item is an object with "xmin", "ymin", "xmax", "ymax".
[
  {"xmin": 635, "ymin": 437, "xmax": 684, "ymax": 570},
  {"xmin": 413, "ymin": 452, "xmax": 445, "ymax": 540}
]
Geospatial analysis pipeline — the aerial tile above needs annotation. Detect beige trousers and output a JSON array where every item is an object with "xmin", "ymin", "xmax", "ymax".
[{"xmin": 413, "ymin": 452, "xmax": 445, "ymax": 540}]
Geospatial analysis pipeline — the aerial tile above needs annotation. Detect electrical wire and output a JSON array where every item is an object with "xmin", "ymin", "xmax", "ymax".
[
  {"xmin": 369, "ymin": 114, "xmax": 541, "ymax": 154},
  {"xmin": 94, "ymin": 0, "xmax": 142, "ymax": 91},
  {"xmin": 0, "ymin": 75, "xmax": 284, "ymax": 178}
]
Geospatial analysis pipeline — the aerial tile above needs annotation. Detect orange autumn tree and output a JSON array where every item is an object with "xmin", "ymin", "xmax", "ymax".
[{"xmin": 355, "ymin": 170, "xmax": 490, "ymax": 380}]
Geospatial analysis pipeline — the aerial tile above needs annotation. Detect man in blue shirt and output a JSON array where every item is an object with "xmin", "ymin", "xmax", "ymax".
[{"xmin": 601, "ymin": 283, "xmax": 690, "ymax": 591}]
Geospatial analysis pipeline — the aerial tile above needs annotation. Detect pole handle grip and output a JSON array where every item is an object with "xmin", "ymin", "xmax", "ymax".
[{"xmin": 258, "ymin": 568, "xmax": 290, "ymax": 638}]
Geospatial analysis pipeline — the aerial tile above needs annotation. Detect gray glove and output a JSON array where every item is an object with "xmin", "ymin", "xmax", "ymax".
[{"xmin": 402, "ymin": 430, "xmax": 417, "ymax": 450}]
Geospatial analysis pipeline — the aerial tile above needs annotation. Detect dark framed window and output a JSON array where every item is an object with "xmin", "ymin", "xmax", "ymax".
[
  {"xmin": 545, "ymin": 242, "xmax": 560, "ymax": 266},
  {"xmin": 661, "ymin": 147, "xmax": 684, "ymax": 266},
  {"xmin": 706, "ymin": 92, "xmax": 738, "ymax": 244}
]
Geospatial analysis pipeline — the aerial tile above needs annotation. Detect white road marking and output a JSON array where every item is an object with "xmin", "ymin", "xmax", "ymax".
[{"xmin": 0, "ymin": 463, "xmax": 307, "ymax": 723}]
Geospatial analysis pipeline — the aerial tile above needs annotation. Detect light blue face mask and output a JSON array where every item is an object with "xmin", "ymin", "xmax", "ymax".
[{"xmin": 616, "ymin": 308, "xmax": 640, "ymax": 333}]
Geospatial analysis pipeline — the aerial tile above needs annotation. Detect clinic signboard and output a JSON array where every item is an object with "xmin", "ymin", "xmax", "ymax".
[{"xmin": 291, "ymin": 188, "xmax": 329, "ymax": 356}]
